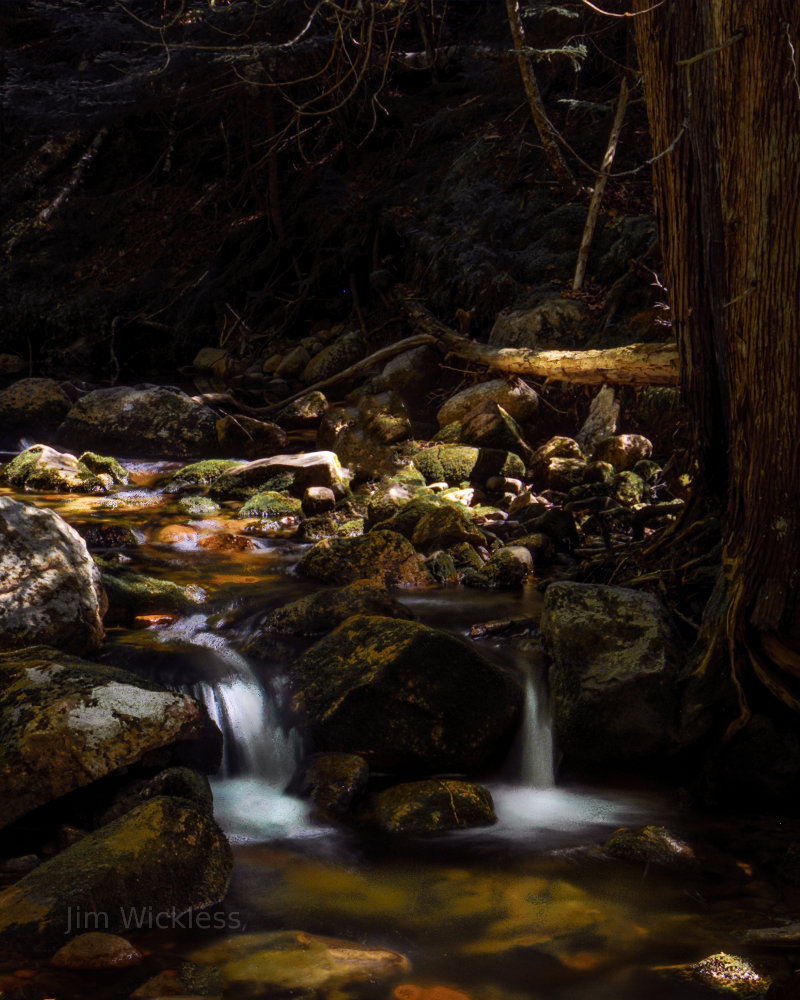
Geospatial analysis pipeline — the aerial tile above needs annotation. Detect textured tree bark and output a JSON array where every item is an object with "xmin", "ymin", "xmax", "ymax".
[{"xmin": 634, "ymin": 1, "xmax": 800, "ymax": 698}]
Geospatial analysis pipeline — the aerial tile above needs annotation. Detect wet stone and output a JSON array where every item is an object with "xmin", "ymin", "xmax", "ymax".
[{"xmin": 50, "ymin": 932, "xmax": 143, "ymax": 969}]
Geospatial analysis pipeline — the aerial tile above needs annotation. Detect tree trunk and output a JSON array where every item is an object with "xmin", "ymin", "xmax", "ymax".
[{"xmin": 634, "ymin": 2, "xmax": 800, "ymax": 700}]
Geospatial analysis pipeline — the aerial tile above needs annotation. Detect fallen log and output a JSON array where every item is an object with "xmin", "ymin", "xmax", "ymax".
[{"xmin": 395, "ymin": 291, "xmax": 679, "ymax": 386}]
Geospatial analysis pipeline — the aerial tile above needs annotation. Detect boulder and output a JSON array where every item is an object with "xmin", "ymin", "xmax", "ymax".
[
  {"xmin": 160, "ymin": 459, "xmax": 243, "ymax": 494},
  {"xmin": 372, "ymin": 343, "xmax": 441, "ymax": 401},
  {"xmin": 215, "ymin": 413, "xmax": 287, "ymax": 458},
  {"xmin": 302, "ymin": 485, "xmax": 336, "ymax": 515},
  {"xmin": 302, "ymin": 330, "xmax": 364, "ymax": 383},
  {"xmin": 212, "ymin": 450, "xmax": 350, "ymax": 500},
  {"xmin": 244, "ymin": 580, "xmax": 412, "ymax": 647},
  {"xmin": 0, "ymin": 646, "xmax": 220, "ymax": 829},
  {"xmin": 377, "ymin": 495, "xmax": 486, "ymax": 550},
  {"xmin": 458, "ymin": 402, "xmax": 534, "ymax": 459},
  {"xmin": 235, "ymin": 490, "xmax": 303, "ymax": 521},
  {"xmin": 290, "ymin": 752, "xmax": 370, "ymax": 816},
  {"xmin": 190, "ymin": 929, "xmax": 408, "ymax": 994},
  {"xmin": 413, "ymin": 445, "xmax": 525, "ymax": 486},
  {"xmin": 436, "ymin": 378, "xmax": 539, "ymax": 427},
  {"xmin": 58, "ymin": 386, "xmax": 221, "ymax": 458},
  {"xmin": 575, "ymin": 385, "xmax": 619, "ymax": 455},
  {"xmin": 0, "ymin": 796, "xmax": 232, "ymax": 953},
  {"xmin": 292, "ymin": 615, "xmax": 523, "ymax": 771},
  {"xmin": 298, "ymin": 530, "xmax": 432, "ymax": 589},
  {"xmin": 1, "ymin": 444, "xmax": 109, "ymax": 493},
  {"xmin": 0, "ymin": 498, "xmax": 106, "ymax": 653},
  {"xmin": 488, "ymin": 298, "xmax": 587, "ymax": 349},
  {"xmin": 276, "ymin": 390, "xmax": 329, "ymax": 428},
  {"xmin": 593, "ymin": 433, "xmax": 653, "ymax": 471},
  {"xmin": 464, "ymin": 545, "xmax": 533, "ymax": 589},
  {"xmin": 0, "ymin": 378, "xmax": 73, "ymax": 440},
  {"xmin": 540, "ymin": 582, "xmax": 686, "ymax": 763},
  {"xmin": 363, "ymin": 779, "xmax": 496, "ymax": 834}
]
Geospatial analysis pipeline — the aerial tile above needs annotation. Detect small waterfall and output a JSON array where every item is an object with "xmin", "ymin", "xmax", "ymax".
[
  {"xmin": 150, "ymin": 615, "xmax": 313, "ymax": 841},
  {"xmin": 519, "ymin": 661, "xmax": 555, "ymax": 789}
]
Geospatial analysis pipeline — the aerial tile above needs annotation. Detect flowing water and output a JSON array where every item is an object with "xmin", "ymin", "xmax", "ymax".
[{"xmin": 3, "ymin": 471, "xmax": 785, "ymax": 999}]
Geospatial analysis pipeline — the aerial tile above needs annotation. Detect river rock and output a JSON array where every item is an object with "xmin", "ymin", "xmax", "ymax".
[
  {"xmin": 652, "ymin": 953, "xmax": 771, "ymax": 997},
  {"xmin": 464, "ymin": 545, "xmax": 533, "ymax": 589},
  {"xmin": 541, "ymin": 582, "xmax": 685, "ymax": 763},
  {"xmin": 1, "ymin": 443, "xmax": 110, "ymax": 492},
  {"xmin": 604, "ymin": 825, "xmax": 698, "ymax": 871},
  {"xmin": 301, "ymin": 485, "xmax": 336, "ymax": 515},
  {"xmin": 575, "ymin": 385, "xmax": 619, "ymax": 454},
  {"xmin": 302, "ymin": 330, "xmax": 364, "ymax": 383},
  {"xmin": 298, "ymin": 530, "xmax": 432, "ymax": 588},
  {"xmin": 363, "ymin": 779, "xmax": 496, "ymax": 834},
  {"xmin": 377, "ymin": 495, "xmax": 486, "ymax": 550},
  {"xmin": 593, "ymin": 433, "xmax": 653, "ymax": 471},
  {"xmin": 372, "ymin": 343, "xmax": 441, "ymax": 401},
  {"xmin": 488, "ymin": 298, "xmax": 587, "ymax": 349},
  {"xmin": 50, "ymin": 932, "xmax": 143, "ymax": 969},
  {"xmin": 0, "ymin": 377, "xmax": 73, "ymax": 440},
  {"xmin": 437, "ymin": 378, "xmax": 539, "ymax": 427},
  {"xmin": 290, "ymin": 752, "xmax": 370, "ymax": 816},
  {"xmin": 190, "ymin": 929, "xmax": 409, "ymax": 995},
  {"xmin": 160, "ymin": 459, "xmax": 244, "ymax": 493},
  {"xmin": 245, "ymin": 580, "xmax": 412, "ymax": 648},
  {"xmin": 276, "ymin": 390, "xmax": 329, "ymax": 428},
  {"xmin": 0, "ymin": 646, "xmax": 220, "ymax": 829},
  {"xmin": 212, "ymin": 450, "xmax": 350, "ymax": 500},
  {"xmin": 215, "ymin": 413, "xmax": 288, "ymax": 459},
  {"xmin": 235, "ymin": 490, "xmax": 303, "ymax": 521},
  {"xmin": 292, "ymin": 615, "xmax": 523, "ymax": 771},
  {"xmin": 0, "ymin": 497, "xmax": 106, "ymax": 653},
  {"xmin": 0, "ymin": 796, "xmax": 232, "ymax": 953},
  {"xmin": 57, "ymin": 386, "xmax": 222, "ymax": 459},
  {"xmin": 458, "ymin": 401, "xmax": 534, "ymax": 459},
  {"xmin": 413, "ymin": 444, "xmax": 525, "ymax": 486},
  {"xmin": 99, "ymin": 562, "xmax": 206, "ymax": 622}
]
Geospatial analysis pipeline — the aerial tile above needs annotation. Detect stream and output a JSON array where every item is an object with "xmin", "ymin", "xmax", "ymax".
[{"xmin": 2, "ymin": 461, "xmax": 788, "ymax": 1000}]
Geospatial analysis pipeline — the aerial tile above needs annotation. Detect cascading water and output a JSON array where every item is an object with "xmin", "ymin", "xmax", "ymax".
[
  {"xmin": 149, "ymin": 615, "xmax": 315, "ymax": 842},
  {"xmin": 519, "ymin": 660, "xmax": 555, "ymax": 789}
]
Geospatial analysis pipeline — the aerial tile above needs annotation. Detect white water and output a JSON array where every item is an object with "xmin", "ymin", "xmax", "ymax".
[{"xmin": 519, "ymin": 661, "xmax": 555, "ymax": 789}]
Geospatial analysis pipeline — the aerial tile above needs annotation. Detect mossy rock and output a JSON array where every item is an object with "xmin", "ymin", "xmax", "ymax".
[
  {"xmin": 0, "ymin": 377, "xmax": 73, "ymax": 433},
  {"xmin": 0, "ymin": 796, "xmax": 232, "ymax": 954},
  {"xmin": 0, "ymin": 646, "xmax": 219, "ymax": 829},
  {"xmin": 2, "ymin": 444, "xmax": 109, "ymax": 493},
  {"xmin": 245, "ymin": 580, "xmax": 413, "ymax": 647},
  {"xmin": 302, "ymin": 331, "xmax": 364, "ymax": 383},
  {"xmin": 377, "ymin": 495, "xmax": 485, "ymax": 550},
  {"xmin": 292, "ymin": 615, "xmax": 523, "ymax": 771},
  {"xmin": 211, "ymin": 451, "xmax": 349, "ymax": 501},
  {"xmin": 464, "ymin": 545, "xmax": 532, "ymax": 589},
  {"xmin": 604, "ymin": 825, "xmax": 698, "ymax": 871},
  {"xmin": 99, "ymin": 563, "xmax": 207, "ymax": 622},
  {"xmin": 290, "ymin": 752, "xmax": 369, "ymax": 816},
  {"xmin": 176, "ymin": 495, "xmax": 221, "ymax": 517},
  {"xmin": 363, "ymin": 779, "xmax": 496, "ymax": 834},
  {"xmin": 297, "ymin": 529, "xmax": 432, "ymax": 588},
  {"xmin": 235, "ymin": 490, "xmax": 303, "ymax": 520},
  {"xmin": 612, "ymin": 470, "xmax": 647, "ymax": 506},
  {"xmin": 78, "ymin": 452, "xmax": 129, "ymax": 485},
  {"xmin": 413, "ymin": 444, "xmax": 524, "ymax": 486},
  {"xmin": 160, "ymin": 459, "xmax": 243, "ymax": 494}
]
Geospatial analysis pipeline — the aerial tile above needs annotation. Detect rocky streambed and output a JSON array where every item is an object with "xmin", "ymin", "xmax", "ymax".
[{"xmin": 1, "ymin": 356, "xmax": 799, "ymax": 999}]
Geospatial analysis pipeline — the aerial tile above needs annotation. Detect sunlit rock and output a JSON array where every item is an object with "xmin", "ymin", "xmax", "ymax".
[
  {"xmin": 413, "ymin": 444, "xmax": 525, "ymax": 487},
  {"xmin": 436, "ymin": 377, "xmax": 539, "ymax": 427},
  {"xmin": 0, "ymin": 645, "xmax": 220, "ymax": 828},
  {"xmin": 0, "ymin": 497, "xmax": 106, "ymax": 653},
  {"xmin": 2, "ymin": 443, "xmax": 109, "ymax": 493},
  {"xmin": 652, "ymin": 953, "xmax": 771, "ymax": 997},
  {"xmin": 297, "ymin": 529, "xmax": 432, "ymax": 588}
]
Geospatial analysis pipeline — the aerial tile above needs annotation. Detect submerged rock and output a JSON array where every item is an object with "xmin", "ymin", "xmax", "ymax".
[
  {"xmin": 190, "ymin": 929, "xmax": 408, "ymax": 995},
  {"xmin": 298, "ymin": 529, "xmax": 431, "ymax": 588},
  {"xmin": 0, "ymin": 645, "xmax": 219, "ymax": 829},
  {"xmin": 50, "ymin": 932, "xmax": 143, "ymax": 969},
  {"xmin": 364, "ymin": 779, "xmax": 496, "ymax": 834},
  {"xmin": 293, "ymin": 615, "xmax": 522, "ymax": 771},
  {"xmin": 0, "ymin": 497, "xmax": 106, "ymax": 653},
  {"xmin": 0, "ymin": 796, "xmax": 232, "ymax": 953},
  {"xmin": 99, "ymin": 562, "xmax": 206, "ymax": 622},
  {"xmin": 541, "ymin": 582, "xmax": 685, "ymax": 763}
]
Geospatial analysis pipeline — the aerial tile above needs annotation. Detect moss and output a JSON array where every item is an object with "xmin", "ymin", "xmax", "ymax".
[
  {"xmin": 413, "ymin": 444, "xmax": 525, "ymax": 486},
  {"xmin": 297, "ymin": 529, "xmax": 432, "ymax": 588},
  {"xmin": 235, "ymin": 490, "xmax": 303, "ymax": 520},
  {"xmin": 160, "ymin": 459, "xmax": 243, "ymax": 494},
  {"xmin": 77, "ymin": 452, "xmax": 129, "ymax": 485},
  {"xmin": 2, "ymin": 444, "xmax": 108, "ymax": 493},
  {"xmin": 176, "ymin": 495, "xmax": 220, "ymax": 516},
  {"xmin": 98, "ymin": 562, "xmax": 207, "ymax": 619},
  {"xmin": 366, "ymin": 779, "xmax": 496, "ymax": 833}
]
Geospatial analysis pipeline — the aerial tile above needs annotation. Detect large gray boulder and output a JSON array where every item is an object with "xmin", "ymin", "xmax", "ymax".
[
  {"xmin": 292, "ymin": 615, "xmax": 523, "ymax": 772},
  {"xmin": 540, "ymin": 582, "xmax": 686, "ymax": 763},
  {"xmin": 0, "ymin": 497, "xmax": 106, "ymax": 653},
  {"xmin": 0, "ymin": 796, "xmax": 232, "ymax": 953},
  {"xmin": 0, "ymin": 645, "xmax": 220, "ymax": 828}
]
